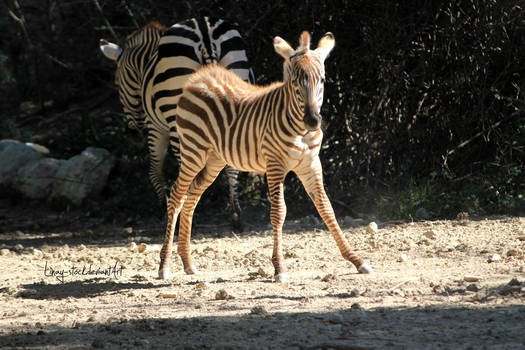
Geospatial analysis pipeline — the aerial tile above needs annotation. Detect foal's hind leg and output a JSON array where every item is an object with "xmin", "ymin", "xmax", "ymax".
[
  {"xmin": 159, "ymin": 157, "xmax": 210, "ymax": 279},
  {"xmin": 177, "ymin": 156, "xmax": 226, "ymax": 275}
]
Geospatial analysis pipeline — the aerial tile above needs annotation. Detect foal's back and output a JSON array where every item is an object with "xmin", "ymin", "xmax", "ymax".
[{"xmin": 176, "ymin": 64, "xmax": 281, "ymax": 173}]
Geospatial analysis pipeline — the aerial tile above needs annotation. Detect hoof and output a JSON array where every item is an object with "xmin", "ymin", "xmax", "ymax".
[
  {"xmin": 275, "ymin": 273, "xmax": 289, "ymax": 283},
  {"xmin": 158, "ymin": 267, "xmax": 171, "ymax": 280},
  {"xmin": 358, "ymin": 263, "xmax": 373, "ymax": 274},
  {"xmin": 184, "ymin": 266, "xmax": 198, "ymax": 275}
]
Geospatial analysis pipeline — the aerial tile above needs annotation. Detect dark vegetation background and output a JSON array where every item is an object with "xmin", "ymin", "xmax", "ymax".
[{"xmin": 1, "ymin": 0, "xmax": 524, "ymax": 224}]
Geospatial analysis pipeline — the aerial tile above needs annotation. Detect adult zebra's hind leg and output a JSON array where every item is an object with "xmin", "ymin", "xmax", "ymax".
[
  {"xmin": 146, "ymin": 127, "xmax": 170, "ymax": 211},
  {"xmin": 295, "ymin": 157, "xmax": 373, "ymax": 274},
  {"xmin": 266, "ymin": 163, "xmax": 288, "ymax": 282},
  {"xmin": 177, "ymin": 155, "xmax": 226, "ymax": 275},
  {"xmin": 224, "ymin": 165, "xmax": 243, "ymax": 232}
]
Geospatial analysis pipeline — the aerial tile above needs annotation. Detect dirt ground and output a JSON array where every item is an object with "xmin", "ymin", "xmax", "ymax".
[{"xmin": 1, "ymin": 204, "xmax": 524, "ymax": 350}]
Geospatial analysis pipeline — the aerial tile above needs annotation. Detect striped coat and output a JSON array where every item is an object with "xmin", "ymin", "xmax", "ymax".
[
  {"xmin": 100, "ymin": 18, "xmax": 253, "ymax": 229},
  {"xmin": 158, "ymin": 31, "xmax": 372, "ymax": 281}
]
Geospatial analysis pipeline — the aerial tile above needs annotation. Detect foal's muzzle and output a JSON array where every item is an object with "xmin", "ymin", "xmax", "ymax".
[{"xmin": 304, "ymin": 104, "xmax": 322, "ymax": 131}]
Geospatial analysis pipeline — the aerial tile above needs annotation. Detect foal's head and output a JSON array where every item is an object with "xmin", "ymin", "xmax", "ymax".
[{"xmin": 273, "ymin": 31, "xmax": 335, "ymax": 131}]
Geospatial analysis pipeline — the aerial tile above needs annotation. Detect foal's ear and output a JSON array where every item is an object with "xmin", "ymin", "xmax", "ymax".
[
  {"xmin": 315, "ymin": 32, "xmax": 335, "ymax": 61},
  {"xmin": 273, "ymin": 36, "xmax": 294, "ymax": 59},
  {"xmin": 99, "ymin": 39, "xmax": 122, "ymax": 61},
  {"xmin": 298, "ymin": 31, "xmax": 311, "ymax": 51}
]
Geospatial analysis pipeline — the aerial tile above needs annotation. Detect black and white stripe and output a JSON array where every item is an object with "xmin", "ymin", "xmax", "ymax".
[
  {"xmin": 158, "ymin": 31, "xmax": 372, "ymax": 282},
  {"xmin": 100, "ymin": 18, "xmax": 254, "ymax": 229}
]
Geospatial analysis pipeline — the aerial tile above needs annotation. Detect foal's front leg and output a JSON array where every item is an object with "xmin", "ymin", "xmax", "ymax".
[{"xmin": 295, "ymin": 157, "xmax": 372, "ymax": 274}]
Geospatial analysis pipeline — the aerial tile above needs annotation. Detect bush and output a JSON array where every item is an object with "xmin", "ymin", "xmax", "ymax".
[{"xmin": 2, "ymin": 0, "xmax": 524, "ymax": 219}]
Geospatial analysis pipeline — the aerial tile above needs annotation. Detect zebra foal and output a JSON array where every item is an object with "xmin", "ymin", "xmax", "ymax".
[
  {"xmin": 99, "ymin": 18, "xmax": 253, "ymax": 230},
  {"xmin": 158, "ymin": 31, "xmax": 372, "ymax": 282}
]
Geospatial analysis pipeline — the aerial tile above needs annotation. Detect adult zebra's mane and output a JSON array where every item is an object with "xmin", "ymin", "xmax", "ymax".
[{"xmin": 125, "ymin": 21, "xmax": 167, "ymax": 48}]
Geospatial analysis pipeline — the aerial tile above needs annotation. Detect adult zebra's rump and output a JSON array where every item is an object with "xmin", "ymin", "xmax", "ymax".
[
  {"xmin": 99, "ymin": 18, "xmax": 253, "ymax": 230},
  {"xmin": 158, "ymin": 31, "xmax": 372, "ymax": 282}
]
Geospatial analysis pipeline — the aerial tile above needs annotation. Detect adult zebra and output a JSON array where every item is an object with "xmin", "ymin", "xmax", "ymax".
[
  {"xmin": 158, "ymin": 31, "xmax": 373, "ymax": 282},
  {"xmin": 99, "ymin": 17, "xmax": 254, "ymax": 230}
]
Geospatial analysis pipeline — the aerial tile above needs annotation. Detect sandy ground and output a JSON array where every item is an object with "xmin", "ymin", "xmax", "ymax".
[{"xmin": 1, "ymin": 208, "xmax": 524, "ymax": 350}]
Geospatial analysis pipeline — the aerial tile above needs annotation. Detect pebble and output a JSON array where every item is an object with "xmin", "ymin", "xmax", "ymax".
[
  {"xmin": 0, "ymin": 248, "xmax": 10, "ymax": 256},
  {"xmin": 350, "ymin": 289, "xmax": 360, "ymax": 297},
  {"xmin": 466, "ymin": 284, "xmax": 479, "ymax": 292},
  {"xmin": 415, "ymin": 207, "xmax": 429, "ymax": 220},
  {"xmin": 464, "ymin": 275, "xmax": 481, "ymax": 282},
  {"xmin": 488, "ymin": 253, "xmax": 501, "ymax": 263},
  {"xmin": 257, "ymin": 267, "xmax": 269, "ymax": 278},
  {"xmin": 507, "ymin": 249, "xmax": 519, "ymax": 257},
  {"xmin": 128, "ymin": 242, "xmax": 137, "ymax": 251},
  {"xmin": 91, "ymin": 339, "xmax": 105, "ymax": 348},
  {"xmin": 327, "ymin": 313, "xmax": 345, "ymax": 324},
  {"xmin": 215, "ymin": 289, "xmax": 234, "ymax": 300},
  {"xmin": 195, "ymin": 282, "xmax": 211, "ymax": 290},
  {"xmin": 398, "ymin": 253, "xmax": 408, "ymax": 262},
  {"xmin": 32, "ymin": 249, "xmax": 43, "ymax": 259},
  {"xmin": 321, "ymin": 274, "xmax": 336, "ymax": 282},
  {"xmin": 134, "ymin": 339, "xmax": 150, "ymax": 347},
  {"xmin": 138, "ymin": 243, "xmax": 147, "ymax": 253},
  {"xmin": 367, "ymin": 222, "xmax": 378, "ymax": 234},
  {"xmin": 250, "ymin": 305, "xmax": 268, "ymax": 315},
  {"xmin": 423, "ymin": 230, "xmax": 438, "ymax": 240},
  {"xmin": 123, "ymin": 227, "xmax": 133, "ymax": 234}
]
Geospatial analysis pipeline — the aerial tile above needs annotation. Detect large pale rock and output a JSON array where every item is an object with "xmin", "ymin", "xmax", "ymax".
[
  {"xmin": 0, "ymin": 140, "xmax": 45, "ymax": 186},
  {"xmin": 52, "ymin": 147, "xmax": 115, "ymax": 205},
  {"xmin": 14, "ymin": 158, "xmax": 65, "ymax": 199}
]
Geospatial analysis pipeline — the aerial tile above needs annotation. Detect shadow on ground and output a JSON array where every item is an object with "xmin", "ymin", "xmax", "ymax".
[
  {"xmin": 14, "ymin": 279, "xmax": 171, "ymax": 300},
  {"xmin": 1, "ymin": 304, "xmax": 524, "ymax": 349}
]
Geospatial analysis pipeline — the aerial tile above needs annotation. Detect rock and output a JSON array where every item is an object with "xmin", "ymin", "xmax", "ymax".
[
  {"xmin": 0, "ymin": 140, "xmax": 45, "ymax": 186},
  {"xmin": 500, "ymin": 278, "xmax": 522, "ymax": 296},
  {"xmin": 250, "ymin": 305, "xmax": 268, "ymax": 315},
  {"xmin": 128, "ymin": 242, "xmax": 137, "ymax": 251},
  {"xmin": 466, "ymin": 284, "xmax": 479, "ymax": 292},
  {"xmin": 350, "ymin": 289, "xmax": 360, "ymax": 297},
  {"xmin": 25, "ymin": 143, "xmax": 50, "ymax": 155},
  {"xmin": 32, "ymin": 248, "xmax": 43, "ymax": 259},
  {"xmin": 215, "ymin": 289, "xmax": 234, "ymax": 300},
  {"xmin": 456, "ymin": 212, "xmax": 469, "ymax": 221},
  {"xmin": 195, "ymin": 282, "xmax": 211, "ymax": 290},
  {"xmin": 14, "ymin": 158, "xmax": 65, "ymax": 199},
  {"xmin": 327, "ymin": 313, "xmax": 345, "ymax": 324},
  {"xmin": 464, "ymin": 275, "xmax": 481, "ymax": 282},
  {"xmin": 488, "ymin": 253, "xmax": 501, "ymax": 263},
  {"xmin": 123, "ymin": 227, "xmax": 133, "ymax": 234},
  {"xmin": 321, "ymin": 274, "xmax": 336, "ymax": 282},
  {"xmin": 52, "ymin": 147, "xmax": 115, "ymax": 205},
  {"xmin": 350, "ymin": 302, "xmax": 362, "ymax": 310},
  {"xmin": 423, "ymin": 230, "xmax": 438, "ymax": 240},
  {"xmin": 415, "ymin": 207, "xmax": 429, "ymax": 220},
  {"xmin": 507, "ymin": 249, "xmax": 519, "ymax": 257},
  {"xmin": 138, "ymin": 243, "xmax": 147, "ymax": 253},
  {"xmin": 0, "ymin": 248, "xmax": 10, "ymax": 256},
  {"xmin": 91, "ymin": 338, "xmax": 105, "ymax": 348},
  {"xmin": 367, "ymin": 222, "xmax": 378, "ymax": 234},
  {"xmin": 398, "ymin": 253, "xmax": 408, "ymax": 262}
]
